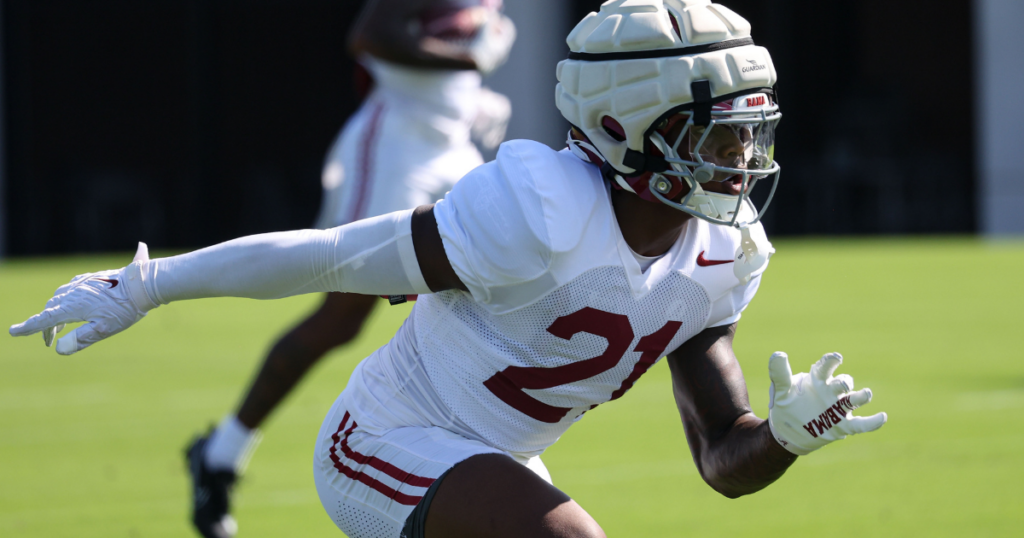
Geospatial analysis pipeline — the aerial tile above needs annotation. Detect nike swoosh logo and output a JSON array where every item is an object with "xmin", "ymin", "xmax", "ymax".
[
  {"xmin": 97, "ymin": 278, "xmax": 119, "ymax": 288},
  {"xmin": 696, "ymin": 251, "xmax": 733, "ymax": 267}
]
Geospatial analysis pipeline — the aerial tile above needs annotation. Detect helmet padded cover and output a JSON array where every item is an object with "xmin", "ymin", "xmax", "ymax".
[{"xmin": 556, "ymin": 0, "xmax": 777, "ymax": 175}]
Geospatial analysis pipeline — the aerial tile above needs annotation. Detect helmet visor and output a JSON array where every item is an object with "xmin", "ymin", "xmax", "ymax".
[
  {"xmin": 660, "ymin": 92, "xmax": 780, "ymax": 184},
  {"xmin": 647, "ymin": 92, "xmax": 782, "ymax": 227},
  {"xmin": 688, "ymin": 118, "xmax": 776, "ymax": 180}
]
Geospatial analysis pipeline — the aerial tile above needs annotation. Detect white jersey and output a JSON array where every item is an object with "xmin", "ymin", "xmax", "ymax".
[
  {"xmin": 313, "ymin": 55, "xmax": 512, "ymax": 229},
  {"xmin": 341, "ymin": 140, "xmax": 768, "ymax": 457},
  {"xmin": 363, "ymin": 56, "xmax": 483, "ymax": 146}
]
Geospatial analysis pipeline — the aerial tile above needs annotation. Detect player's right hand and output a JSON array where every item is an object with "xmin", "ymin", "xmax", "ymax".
[{"xmin": 8, "ymin": 242, "xmax": 159, "ymax": 355}]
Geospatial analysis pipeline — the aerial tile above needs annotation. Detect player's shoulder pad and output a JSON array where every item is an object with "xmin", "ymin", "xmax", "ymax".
[
  {"xmin": 435, "ymin": 140, "xmax": 605, "ymax": 306},
  {"xmin": 494, "ymin": 139, "xmax": 601, "ymax": 254}
]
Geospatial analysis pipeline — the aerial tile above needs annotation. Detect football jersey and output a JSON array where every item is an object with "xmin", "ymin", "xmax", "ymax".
[{"xmin": 341, "ymin": 140, "xmax": 769, "ymax": 457}]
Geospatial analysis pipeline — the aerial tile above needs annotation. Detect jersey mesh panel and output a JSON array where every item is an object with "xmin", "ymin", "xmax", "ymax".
[
  {"xmin": 413, "ymin": 266, "xmax": 711, "ymax": 454},
  {"xmin": 335, "ymin": 501, "xmax": 397, "ymax": 538}
]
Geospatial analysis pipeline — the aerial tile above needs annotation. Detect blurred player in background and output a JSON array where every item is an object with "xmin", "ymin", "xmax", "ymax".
[
  {"xmin": 184, "ymin": 1, "xmax": 514, "ymax": 536},
  {"xmin": 10, "ymin": 2, "xmax": 889, "ymax": 538}
]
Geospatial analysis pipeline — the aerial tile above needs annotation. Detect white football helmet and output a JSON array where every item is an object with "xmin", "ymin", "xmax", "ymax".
[{"xmin": 557, "ymin": 0, "xmax": 781, "ymax": 229}]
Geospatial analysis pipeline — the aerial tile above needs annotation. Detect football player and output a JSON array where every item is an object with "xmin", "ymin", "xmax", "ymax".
[
  {"xmin": 10, "ymin": 2, "xmax": 886, "ymax": 538},
  {"xmin": 184, "ymin": 0, "xmax": 514, "ymax": 536}
]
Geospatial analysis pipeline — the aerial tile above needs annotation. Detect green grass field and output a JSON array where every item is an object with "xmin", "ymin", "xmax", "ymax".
[{"xmin": 2, "ymin": 237, "xmax": 1023, "ymax": 537}]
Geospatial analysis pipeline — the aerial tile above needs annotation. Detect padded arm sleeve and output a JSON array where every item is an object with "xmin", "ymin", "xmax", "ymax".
[{"xmin": 142, "ymin": 209, "xmax": 430, "ymax": 304}]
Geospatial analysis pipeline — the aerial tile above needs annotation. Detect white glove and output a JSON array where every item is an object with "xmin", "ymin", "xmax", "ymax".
[
  {"xmin": 767, "ymin": 352, "xmax": 887, "ymax": 455},
  {"xmin": 9, "ymin": 243, "xmax": 159, "ymax": 355},
  {"xmin": 467, "ymin": 11, "xmax": 515, "ymax": 76}
]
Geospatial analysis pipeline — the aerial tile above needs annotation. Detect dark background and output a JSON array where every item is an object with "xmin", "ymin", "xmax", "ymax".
[
  {"xmin": 3, "ymin": 0, "xmax": 365, "ymax": 255},
  {"xmin": 3, "ymin": 0, "xmax": 973, "ymax": 255}
]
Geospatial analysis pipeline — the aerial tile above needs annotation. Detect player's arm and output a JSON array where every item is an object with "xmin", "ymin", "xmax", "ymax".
[
  {"xmin": 9, "ymin": 205, "xmax": 465, "ymax": 354},
  {"xmin": 411, "ymin": 205, "xmax": 466, "ymax": 292},
  {"xmin": 666, "ymin": 323, "xmax": 795, "ymax": 498},
  {"xmin": 349, "ymin": 0, "xmax": 515, "ymax": 74}
]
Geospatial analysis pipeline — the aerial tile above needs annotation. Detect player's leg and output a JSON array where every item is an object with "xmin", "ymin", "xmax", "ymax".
[
  {"xmin": 187, "ymin": 292, "xmax": 377, "ymax": 538},
  {"xmin": 314, "ymin": 394, "xmax": 605, "ymax": 538},
  {"xmin": 419, "ymin": 454, "xmax": 606, "ymax": 538}
]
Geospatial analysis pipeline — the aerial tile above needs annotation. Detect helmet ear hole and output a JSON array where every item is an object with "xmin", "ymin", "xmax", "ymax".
[
  {"xmin": 668, "ymin": 11, "xmax": 683, "ymax": 41},
  {"xmin": 601, "ymin": 116, "xmax": 627, "ymax": 142}
]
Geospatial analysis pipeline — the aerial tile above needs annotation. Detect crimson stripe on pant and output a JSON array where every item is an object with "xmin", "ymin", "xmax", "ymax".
[{"xmin": 328, "ymin": 411, "xmax": 436, "ymax": 506}]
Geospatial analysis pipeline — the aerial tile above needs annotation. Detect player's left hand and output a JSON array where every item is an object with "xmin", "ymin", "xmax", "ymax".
[
  {"xmin": 767, "ymin": 351, "xmax": 887, "ymax": 455},
  {"xmin": 8, "ymin": 242, "xmax": 159, "ymax": 355}
]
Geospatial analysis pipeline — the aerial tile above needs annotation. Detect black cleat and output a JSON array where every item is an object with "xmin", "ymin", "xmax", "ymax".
[{"xmin": 185, "ymin": 435, "xmax": 239, "ymax": 538}]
